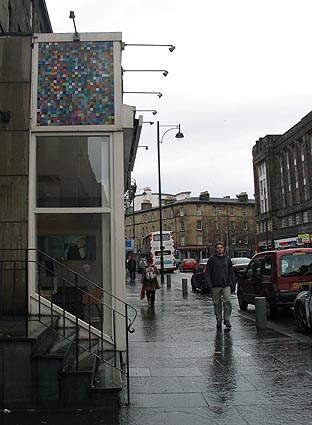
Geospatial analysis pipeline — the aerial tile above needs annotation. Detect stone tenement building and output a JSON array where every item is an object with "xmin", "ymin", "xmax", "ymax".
[
  {"xmin": 253, "ymin": 110, "xmax": 312, "ymax": 249},
  {"xmin": 125, "ymin": 189, "xmax": 256, "ymax": 260}
]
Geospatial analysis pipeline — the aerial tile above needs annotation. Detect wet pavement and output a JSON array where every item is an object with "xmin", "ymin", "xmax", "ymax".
[
  {"xmin": 121, "ymin": 271, "xmax": 312, "ymax": 424},
  {"xmin": 2, "ymin": 271, "xmax": 312, "ymax": 424}
]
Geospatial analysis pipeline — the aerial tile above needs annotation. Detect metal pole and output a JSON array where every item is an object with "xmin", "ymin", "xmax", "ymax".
[
  {"xmin": 255, "ymin": 297, "xmax": 267, "ymax": 329},
  {"xmin": 225, "ymin": 205, "xmax": 230, "ymax": 257},
  {"xmin": 25, "ymin": 249, "xmax": 29, "ymax": 337},
  {"xmin": 264, "ymin": 188, "xmax": 268, "ymax": 250},
  {"xmin": 75, "ymin": 274, "xmax": 79, "ymax": 368},
  {"xmin": 132, "ymin": 198, "xmax": 135, "ymax": 241},
  {"xmin": 157, "ymin": 121, "xmax": 164, "ymax": 284},
  {"xmin": 265, "ymin": 211, "xmax": 269, "ymax": 250},
  {"xmin": 125, "ymin": 304, "xmax": 131, "ymax": 405}
]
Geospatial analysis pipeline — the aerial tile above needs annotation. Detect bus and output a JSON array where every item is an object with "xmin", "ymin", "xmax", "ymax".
[{"xmin": 142, "ymin": 231, "xmax": 176, "ymax": 272}]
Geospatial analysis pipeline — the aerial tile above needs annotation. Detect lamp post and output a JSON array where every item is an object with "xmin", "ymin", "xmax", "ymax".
[
  {"xmin": 219, "ymin": 205, "xmax": 231, "ymax": 257},
  {"xmin": 225, "ymin": 205, "xmax": 230, "ymax": 257},
  {"xmin": 263, "ymin": 187, "xmax": 269, "ymax": 249},
  {"xmin": 157, "ymin": 121, "xmax": 184, "ymax": 283},
  {"xmin": 130, "ymin": 179, "xmax": 137, "ymax": 248}
]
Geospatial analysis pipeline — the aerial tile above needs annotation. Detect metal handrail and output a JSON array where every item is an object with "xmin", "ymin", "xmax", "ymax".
[{"xmin": 0, "ymin": 248, "xmax": 137, "ymax": 405}]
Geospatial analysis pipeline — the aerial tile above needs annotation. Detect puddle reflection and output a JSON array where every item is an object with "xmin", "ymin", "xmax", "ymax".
[{"xmin": 211, "ymin": 330, "xmax": 237, "ymax": 407}]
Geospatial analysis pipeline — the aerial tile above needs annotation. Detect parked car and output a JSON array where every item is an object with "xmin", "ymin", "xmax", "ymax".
[
  {"xmin": 294, "ymin": 279, "xmax": 312, "ymax": 333},
  {"xmin": 231, "ymin": 257, "xmax": 251, "ymax": 280},
  {"xmin": 237, "ymin": 248, "xmax": 312, "ymax": 319},
  {"xmin": 180, "ymin": 258, "xmax": 198, "ymax": 272},
  {"xmin": 191, "ymin": 259, "xmax": 210, "ymax": 293}
]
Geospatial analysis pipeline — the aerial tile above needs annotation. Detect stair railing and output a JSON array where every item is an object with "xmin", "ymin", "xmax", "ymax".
[{"xmin": 0, "ymin": 248, "xmax": 137, "ymax": 405}]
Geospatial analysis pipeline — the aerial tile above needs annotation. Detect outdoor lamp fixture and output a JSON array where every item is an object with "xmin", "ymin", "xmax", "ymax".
[
  {"xmin": 123, "ymin": 69, "xmax": 169, "ymax": 77},
  {"xmin": 157, "ymin": 121, "xmax": 184, "ymax": 283},
  {"xmin": 122, "ymin": 43, "xmax": 175, "ymax": 52},
  {"xmin": 136, "ymin": 110, "xmax": 158, "ymax": 115},
  {"xmin": 123, "ymin": 91, "xmax": 163, "ymax": 98},
  {"xmin": 0, "ymin": 110, "xmax": 11, "ymax": 123},
  {"xmin": 69, "ymin": 10, "xmax": 80, "ymax": 41}
]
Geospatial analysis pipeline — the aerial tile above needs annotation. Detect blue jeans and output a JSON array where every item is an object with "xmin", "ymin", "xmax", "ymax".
[{"xmin": 211, "ymin": 286, "xmax": 232, "ymax": 322}]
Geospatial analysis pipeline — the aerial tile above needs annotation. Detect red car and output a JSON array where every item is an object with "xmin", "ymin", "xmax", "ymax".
[
  {"xmin": 237, "ymin": 248, "xmax": 312, "ymax": 319},
  {"xmin": 180, "ymin": 258, "xmax": 198, "ymax": 272}
]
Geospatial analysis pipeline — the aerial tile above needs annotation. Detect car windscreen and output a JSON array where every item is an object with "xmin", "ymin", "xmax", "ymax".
[{"xmin": 280, "ymin": 252, "xmax": 312, "ymax": 277}]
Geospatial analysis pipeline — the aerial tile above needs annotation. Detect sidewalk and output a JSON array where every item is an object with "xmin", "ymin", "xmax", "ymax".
[
  {"xmin": 121, "ymin": 272, "xmax": 312, "ymax": 425},
  {"xmin": 1, "ymin": 273, "xmax": 312, "ymax": 425}
]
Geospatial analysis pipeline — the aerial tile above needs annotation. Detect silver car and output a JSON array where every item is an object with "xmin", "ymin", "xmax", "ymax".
[{"xmin": 294, "ymin": 283, "xmax": 312, "ymax": 333}]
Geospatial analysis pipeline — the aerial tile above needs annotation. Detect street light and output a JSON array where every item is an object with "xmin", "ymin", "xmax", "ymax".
[
  {"xmin": 122, "ymin": 43, "xmax": 175, "ymax": 52},
  {"xmin": 130, "ymin": 179, "xmax": 137, "ymax": 243},
  {"xmin": 219, "ymin": 205, "xmax": 231, "ymax": 257},
  {"xmin": 225, "ymin": 205, "xmax": 230, "ymax": 257},
  {"xmin": 136, "ymin": 110, "xmax": 158, "ymax": 115},
  {"xmin": 123, "ymin": 69, "xmax": 169, "ymax": 77},
  {"xmin": 69, "ymin": 11, "xmax": 79, "ymax": 41},
  {"xmin": 157, "ymin": 121, "xmax": 184, "ymax": 283},
  {"xmin": 123, "ymin": 91, "xmax": 163, "ymax": 98}
]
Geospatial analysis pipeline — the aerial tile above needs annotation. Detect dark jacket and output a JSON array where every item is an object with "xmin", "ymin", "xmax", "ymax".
[
  {"xmin": 127, "ymin": 258, "xmax": 136, "ymax": 273},
  {"xmin": 205, "ymin": 254, "xmax": 235, "ymax": 289}
]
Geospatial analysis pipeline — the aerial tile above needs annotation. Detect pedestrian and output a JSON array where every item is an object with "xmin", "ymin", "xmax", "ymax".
[
  {"xmin": 141, "ymin": 260, "xmax": 160, "ymax": 307},
  {"xmin": 205, "ymin": 241, "xmax": 235, "ymax": 329},
  {"xmin": 138, "ymin": 256, "xmax": 147, "ymax": 274},
  {"xmin": 127, "ymin": 256, "xmax": 137, "ymax": 282}
]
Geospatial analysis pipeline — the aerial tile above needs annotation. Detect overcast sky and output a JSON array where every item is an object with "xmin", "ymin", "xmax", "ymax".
[{"xmin": 45, "ymin": 0, "xmax": 312, "ymax": 199}]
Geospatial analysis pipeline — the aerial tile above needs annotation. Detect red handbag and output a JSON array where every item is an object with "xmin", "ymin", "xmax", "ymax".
[{"xmin": 140, "ymin": 286, "xmax": 145, "ymax": 300}]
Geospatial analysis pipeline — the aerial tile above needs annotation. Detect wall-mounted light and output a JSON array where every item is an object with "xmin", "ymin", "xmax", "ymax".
[
  {"xmin": 122, "ymin": 43, "xmax": 175, "ymax": 52},
  {"xmin": 0, "ymin": 110, "xmax": 11, "ymax": 123},
  {"xmin": 143, "ymin": 121, "xmax": 154, "ymax": 125},
  {"xmin": 69, "ymin": 10, "xmax": 80, "ymax": 41},
  {"xmin": 123, "ymin": 91, "xmax": 162, "ymax": 98},
  {"xmin": 136, "ymin": 110, "xmax": 158, "ymax": 115},
  {"xmin": 123, "ymin": 69, "xmax": 169, "ymax": 77}
]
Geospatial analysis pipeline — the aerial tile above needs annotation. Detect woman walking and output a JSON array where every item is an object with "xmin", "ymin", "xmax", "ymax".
[{"xmin": 141, "ymin": 260, "xmax": 160, "ymax": 307}]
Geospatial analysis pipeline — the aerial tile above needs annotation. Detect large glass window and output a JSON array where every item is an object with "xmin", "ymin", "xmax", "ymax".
[
  {"xmin": 37, "ymin": 213, "xmax": 111, "ymax": 292},
  {"xmin": 37, "ymin": 136, "xmax": 110, "ymax": 207},
  {"xmin": 280, "ymin": 252, "xmax": 312, "ymax": 277}
]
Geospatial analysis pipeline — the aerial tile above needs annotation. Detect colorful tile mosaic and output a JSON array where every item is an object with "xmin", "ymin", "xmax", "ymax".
[{"xmin": 37, "ymin": 41, "xmax": 115, "ymax": 126}]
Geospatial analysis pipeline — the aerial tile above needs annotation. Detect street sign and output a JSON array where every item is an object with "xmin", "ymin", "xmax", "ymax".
[{"xmin": 125, "ymin": 239, "xmax": 134, "ymax": 250}]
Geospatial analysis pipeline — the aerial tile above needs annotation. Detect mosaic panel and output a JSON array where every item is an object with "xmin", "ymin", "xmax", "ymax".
[{"xmin": 37, "ymin": 41, "xmax": 115, "ymax": 126}]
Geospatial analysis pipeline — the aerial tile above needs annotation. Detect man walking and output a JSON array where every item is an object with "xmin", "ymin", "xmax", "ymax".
[
  {"xmin": 205, "ymin": 242, "xmax": 235, "ymax": 329},
  {"xmin": 127, "ymin": 256, "xmax": 137, "ymax": 282}
]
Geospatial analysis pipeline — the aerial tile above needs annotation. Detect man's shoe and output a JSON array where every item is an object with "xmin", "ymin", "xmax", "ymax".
[
  {"xmin": 216, "ymin": 321, "xmax": 222, "ymax": 329},
  {"xmin": 224, "ymin": 320, "xmax": 231, "ymax": 329}
]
